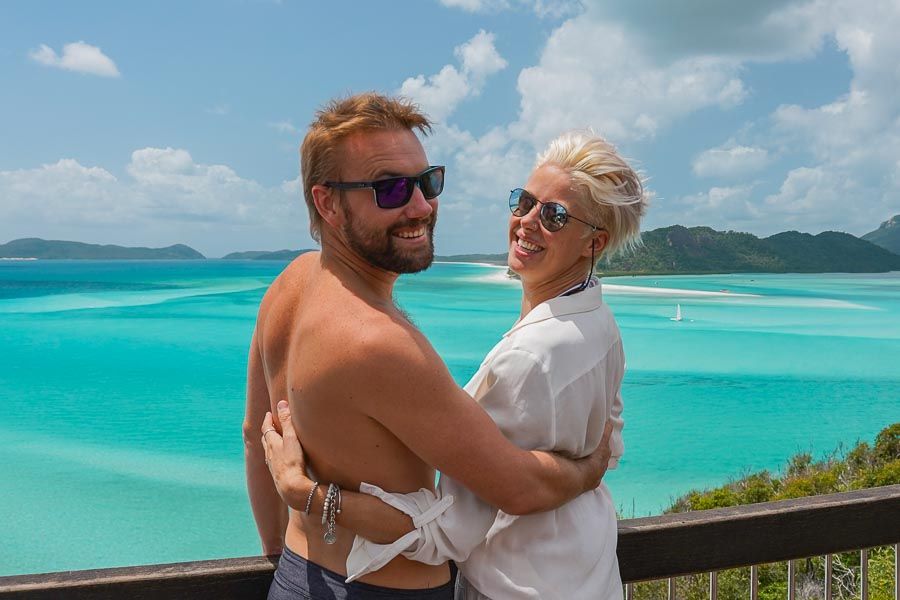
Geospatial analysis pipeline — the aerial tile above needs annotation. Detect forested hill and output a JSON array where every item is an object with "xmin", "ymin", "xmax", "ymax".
[
  {"xmin": 604, "ymin": 226, "xmax": 900, "ymax": 273},
  {"xmin": 862, "ymin": 214, "xmax": 900, "ymax": 255},
  {"xmin": 0, "ymin": 238, "xmax": 204, "ymax": 259},
  {"xmin": 439, "ymin": 226, "xmax": 900, "ymax": 273}
]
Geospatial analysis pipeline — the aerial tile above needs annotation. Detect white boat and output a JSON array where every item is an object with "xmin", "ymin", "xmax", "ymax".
[{"xmin": 670, "ymin": 304, "xmax": 683, "ymax": 322}]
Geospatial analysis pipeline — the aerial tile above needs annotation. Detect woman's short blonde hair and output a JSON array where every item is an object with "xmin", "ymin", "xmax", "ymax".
[
  {"xmin": 536, "ymin": 131, "xmax": 647, "ymax": 258},
  {"xmin": 300, "ymin": 93, "xmax": 432, "ymax": 242}
]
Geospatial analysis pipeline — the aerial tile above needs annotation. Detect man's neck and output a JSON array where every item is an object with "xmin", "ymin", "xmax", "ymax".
[
  {"xmin": 519, "ymin": 259, "xmax": 591, "ymax": 317},
  {"xmin": 318, "ymin": 234, "xmax": 398, "ymax": 306}
]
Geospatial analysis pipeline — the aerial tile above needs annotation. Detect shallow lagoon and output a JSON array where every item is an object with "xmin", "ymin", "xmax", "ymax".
[{"xmin": 1, "ymin": 260, "xmax": 897, "ymax": 575}]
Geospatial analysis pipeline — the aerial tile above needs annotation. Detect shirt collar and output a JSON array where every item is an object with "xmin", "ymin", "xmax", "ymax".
[{"xmin": 504, "ymin": 282, "xmax": 604, "ymax": 337}]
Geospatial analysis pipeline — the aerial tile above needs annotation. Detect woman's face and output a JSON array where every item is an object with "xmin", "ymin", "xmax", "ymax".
[{"xmin": 507, "ymin": 164, "xmax": 598, "ymax": 286}]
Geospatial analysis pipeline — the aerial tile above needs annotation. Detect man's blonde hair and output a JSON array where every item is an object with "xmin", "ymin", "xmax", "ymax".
[
  {"xmin": 300, "ymin": 93, "xmax": 432, "ymax": 241},
  {"xmin": 536, "ymin": 131, "xmax": 647, "ymax": 258}
]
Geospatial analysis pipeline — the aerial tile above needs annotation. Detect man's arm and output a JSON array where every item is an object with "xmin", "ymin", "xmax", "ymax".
[
  {"xmin": 322, "ymin": 330, "xmax": 609, "ymax": 516},
  {"xmin": 242, "ymin": 330, "xmax": 289, "ymax": 554}
]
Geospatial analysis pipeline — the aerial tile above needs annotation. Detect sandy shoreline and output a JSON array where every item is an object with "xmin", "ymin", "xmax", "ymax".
[{"xmin": 603, "ymin": 284, "xmax": 759, "ymax": 298}]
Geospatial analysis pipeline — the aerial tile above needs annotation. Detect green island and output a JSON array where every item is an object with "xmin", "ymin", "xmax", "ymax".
[
  {"xmin": 862, "ymin": 215, "xmax": 900, "ymax": 255},
  {"xmin": 631, "ymin": 423, "xmax": 899, "ymax": 600},
  {"xmin": 437, "ymin": 223, "xmax": 900, "ymax": 274},
  {"xmin": 0, "ymin": 238, "xmax": 204, "ymax": 260}
]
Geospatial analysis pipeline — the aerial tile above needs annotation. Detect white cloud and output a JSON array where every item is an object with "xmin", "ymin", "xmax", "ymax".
[
  {"xmin": 511, "ymin": 17, "xmax": 746, "ymax": 147},
  {"xmin": 440, "ymin": 0, "xmax": 508, "ymax": 11},
  {"xmin": 399, "ymin": 30, "xmax": 507, "ymax": 122},
  {"xmin": 579, "ymin": 0, "xmax": 833, "ymax": 62},
  {"xmin": 693, "ymin": 145, "xmax": 771, "ymax": 179},
  {"xmin": 0, "ymin": 150, "xmax": 310, "ymax": 256},
  {"xmin": 755, "ymin": 0, "xmax": 900, "ymax": 233},
  {"xmin": 439, "ymin": 0, "xmax": 582, "ymax": 18},
  {"xmin": 28, "ymin": 41, "xmax": 121, "ymax": 78},
  {"xmin": 206, "ymin": 104, "xmax": 230, "ymax": 116},
  {"xmin": 269, "ymin": 120, "xmax": 300, "ymax": 134},
  {"xmin": 659, "ymin": 184, "xmax": 763, "ymax": 231}
]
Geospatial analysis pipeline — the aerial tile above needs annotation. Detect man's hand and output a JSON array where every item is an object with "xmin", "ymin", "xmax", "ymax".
[
  {"xmin": 580, "ymin": 420, "xmax": 614, "ymax": 491},
  {"xmin": 261, "ymin": 401, "xmax": 313, "ymax": 510}
]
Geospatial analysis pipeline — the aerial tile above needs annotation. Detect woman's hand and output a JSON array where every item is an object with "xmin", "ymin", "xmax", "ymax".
[
  {"xmin": 582, "ymin": 420, "xmax": 614, "ymax": 491},
  {"xmin": 261, "ymin": 401, "xmax": 314, "ymax": 510}
]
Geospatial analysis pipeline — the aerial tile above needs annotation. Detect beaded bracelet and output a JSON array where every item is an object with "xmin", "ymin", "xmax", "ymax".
[{"xmin": 303, "ymin": 481, "xmax": 319, "ymax": 516}]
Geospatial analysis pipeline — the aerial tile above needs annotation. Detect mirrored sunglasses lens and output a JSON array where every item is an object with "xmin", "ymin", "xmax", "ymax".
[
  {"xmin": 510, "ymin": 189, "xmax": 533, "ymax": 216},
  {"xmin": 541, "ymin": 203, "xmax": 567, "ymax": 231},
  {"xmin": 374, "ymin": 178, "xmax": 412, "ymax": 208},
  {"xmin": 421, "ymin": 168, "xmax": 444, "ymax": 199}
]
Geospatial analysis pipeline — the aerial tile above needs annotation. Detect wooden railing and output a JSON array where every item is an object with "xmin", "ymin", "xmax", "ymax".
[{"xmin": 1, "ymin": 485, "xmax": 898, "ymax": 599}]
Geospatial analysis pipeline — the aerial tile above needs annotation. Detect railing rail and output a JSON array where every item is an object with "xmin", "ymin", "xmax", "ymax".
[{"xmin": 1, "ymin": 485, "xmax": 898, "ymax": 599}]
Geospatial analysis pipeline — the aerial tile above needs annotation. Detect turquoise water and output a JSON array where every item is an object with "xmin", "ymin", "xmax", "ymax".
[{"xmin": 0, "ymin": 260, "xmax": 897, "ymax": 575}]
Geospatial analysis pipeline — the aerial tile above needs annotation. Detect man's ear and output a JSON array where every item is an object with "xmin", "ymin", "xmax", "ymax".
[
  {"xmin": 311, "ymin": 184, "xmax": 343, "ymax": 229},
  {"xmin": 582, "ymin": 229, "xmax": 609, "ymax": 259}
]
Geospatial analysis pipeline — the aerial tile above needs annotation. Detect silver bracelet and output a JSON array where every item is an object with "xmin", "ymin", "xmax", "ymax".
[
  {"xmin": 323, "ymin": 483, "xmax": 339, "ymax": 545},
  {"xmin": 321, "ymin": 483, "xmax": 333, "ymax": 526},
  {"xmin": 303, "ymin": 481, "xmax": 319, "ymax": 516}
]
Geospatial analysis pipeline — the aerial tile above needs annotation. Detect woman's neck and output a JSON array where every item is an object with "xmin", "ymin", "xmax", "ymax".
[{"xmin": 519, "ymin": 260, "xmax": 590, "ymax": 318}]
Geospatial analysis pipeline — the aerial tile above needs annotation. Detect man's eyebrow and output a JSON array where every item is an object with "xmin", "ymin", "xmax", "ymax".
[{"xmin": 371, "ymin": 170, "xmax": 404, "ymax": 179}]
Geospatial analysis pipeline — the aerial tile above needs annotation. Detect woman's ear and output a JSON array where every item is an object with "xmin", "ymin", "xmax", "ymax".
[
  {"xmin": 311, "ymin": 185, "xmax": 343, "ymax": 229},
  {"xmin": 583, "ymin": 229, "xmax": 609, "ymax": 258}
]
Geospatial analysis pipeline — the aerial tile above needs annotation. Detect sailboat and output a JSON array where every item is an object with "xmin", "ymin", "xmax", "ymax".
[{"xmin": 670, "ymin": 304, "xmax": 683, "ymax": 322}]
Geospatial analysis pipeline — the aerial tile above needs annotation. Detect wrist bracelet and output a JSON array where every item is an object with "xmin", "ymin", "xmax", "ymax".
[
  {"xmin": 323, "ymin": 483, "xmax": 339, "ymax": 545},
  {"xmin": 303, "ymin": 481, "xmax": 319, "ymax": 516},
  {"xmin": 321, "ymin": 483, "xmax": 332, "ymax": 526}
]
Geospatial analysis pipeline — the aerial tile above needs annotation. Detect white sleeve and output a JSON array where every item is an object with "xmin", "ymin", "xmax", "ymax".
[
  {"xmin": 606, "ymin": 339, "xmax": 625, "ymax": 469},
  {"xmin": 345, "ymin": 475, "xmax": 498, "ymax": 583}
]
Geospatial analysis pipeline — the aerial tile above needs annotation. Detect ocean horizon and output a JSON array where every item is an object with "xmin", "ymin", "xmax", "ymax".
[{"xmin": 1, "ymin": 260, "xmax": 898, "ymax": 576}]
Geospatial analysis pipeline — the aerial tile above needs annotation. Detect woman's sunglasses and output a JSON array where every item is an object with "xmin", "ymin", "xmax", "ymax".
[
  {"xmin": 325, "ymin": 166, "xmax": 445, "ymax": 209},
  {"xmin": 509, "ymin": 188, "xmax": 600, "ymax": 232}
]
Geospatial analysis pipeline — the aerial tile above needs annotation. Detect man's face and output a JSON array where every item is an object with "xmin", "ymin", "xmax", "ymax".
[{"xmin": 336, "ymin": 129, "xmax": 438, "ymax": 274}]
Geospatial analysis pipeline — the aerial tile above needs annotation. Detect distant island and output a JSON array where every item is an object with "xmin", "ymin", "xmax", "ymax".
[
  {"xmin": 862, "ymin": 214, "xmax": 900, "ymax": 255},
  {"xmin": 440, "ymin": 225, "xmax": 900, "ymax": 274},
  {"xmin": 5, "ymin": 222, "xmax": 900, "ymax": 273},
  {"xmin": 221, "ymin": 249, "xmax": 313, "ymax": 260},
  {"xmin": 0, "ymin": 238, "xmax": 204, "ymax": 260}
]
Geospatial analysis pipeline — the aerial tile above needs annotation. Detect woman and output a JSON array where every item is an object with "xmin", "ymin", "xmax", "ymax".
[{"xmin": 262, "ymin": 131, "xmax": 646, "ymax": 599}]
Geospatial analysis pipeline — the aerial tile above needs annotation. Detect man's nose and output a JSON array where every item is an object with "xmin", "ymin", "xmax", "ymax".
[{"xmin": 403, "ymin": 184, "xmax": 434, "ymax": 220}]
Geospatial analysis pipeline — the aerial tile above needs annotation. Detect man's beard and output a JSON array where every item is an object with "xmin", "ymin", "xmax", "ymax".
[{"xmin": 341, "ymin": 208, "xmax": 437, "ymax": 274}]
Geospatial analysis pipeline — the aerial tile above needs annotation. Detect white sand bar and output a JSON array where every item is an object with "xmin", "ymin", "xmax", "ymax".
[{"xmin": 603, "ymin": 284, "xmax": 759, "ymax": 298}]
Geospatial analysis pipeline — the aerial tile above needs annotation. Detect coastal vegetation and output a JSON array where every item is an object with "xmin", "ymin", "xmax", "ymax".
[
  {"xmin": 862, "ymin": 214, "xmax": 900, "ymax": 255},
  {"xmin": 631, "ymin": 423, "xmax": 900, "ymax": 600}
]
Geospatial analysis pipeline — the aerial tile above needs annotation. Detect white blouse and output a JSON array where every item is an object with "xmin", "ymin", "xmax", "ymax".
[{"xmin": 346, "ymin": 284, "xmax": 625, "ymax": 599}]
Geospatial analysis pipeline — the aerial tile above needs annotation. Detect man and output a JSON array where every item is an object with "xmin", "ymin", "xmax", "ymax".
[{"xmin": 243, "ymin": 93, "xmax": 611, "ymax": 598}]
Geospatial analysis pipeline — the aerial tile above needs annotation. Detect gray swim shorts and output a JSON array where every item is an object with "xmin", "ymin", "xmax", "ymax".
[{"xmin": 268, "ymin": 546, "xmax": 454, "ymax": 600}]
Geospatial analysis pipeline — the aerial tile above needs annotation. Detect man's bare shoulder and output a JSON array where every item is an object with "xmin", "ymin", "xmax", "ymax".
[
  {"xmin": 257, "ymin": 252, "xmax": 319, "ymax": 317},
  {"xmin": 309, "ymin": 302, "xmax": 451, "ymax": 406},
  {"xmin": 331, "ymin": 304, "xmax": 438, "ymax": 368}
]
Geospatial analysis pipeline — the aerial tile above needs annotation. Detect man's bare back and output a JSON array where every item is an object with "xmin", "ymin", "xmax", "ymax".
[{"xmin": 250, "ymin": 251, "xmax": 449, "ymax": 588}]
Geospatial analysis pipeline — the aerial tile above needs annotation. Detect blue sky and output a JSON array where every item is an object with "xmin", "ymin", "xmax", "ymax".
[{"xmin": 2, "ymin": 0, "xmax": 898, "ymax": 257}]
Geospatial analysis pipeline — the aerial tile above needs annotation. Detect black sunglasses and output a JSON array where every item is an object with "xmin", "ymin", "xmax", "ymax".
[
  {"xmin": 325, "ymin": 166, "xmax": 445, "ymax": 209},
  {"xmin": 509, "ymin": 188, "xmax": 600, "ymax": 232}
]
